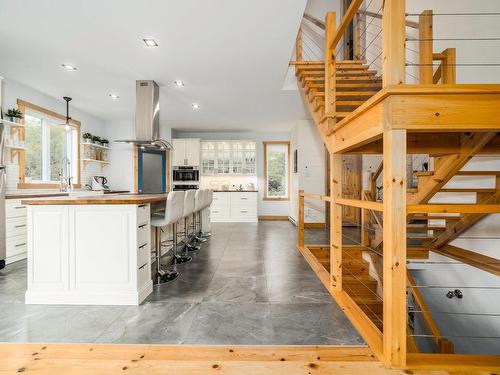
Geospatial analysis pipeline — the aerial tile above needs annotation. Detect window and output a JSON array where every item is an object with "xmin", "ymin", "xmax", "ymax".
[
  {"xmin": 18, "ymin": 100, "xmax": 80, "ymax": 187},
  {"xmin": 264, "ymin": 142, "xmax": 290, "ymax": 200}
]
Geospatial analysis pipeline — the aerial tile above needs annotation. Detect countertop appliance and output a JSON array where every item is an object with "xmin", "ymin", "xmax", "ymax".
[
  {"xmin": 92, "ymin": 176, "xmax": 109, "ymax": 191},
  {"xmin": 173, "ymin": 166, "xmax": 199, "ymax": 182}
]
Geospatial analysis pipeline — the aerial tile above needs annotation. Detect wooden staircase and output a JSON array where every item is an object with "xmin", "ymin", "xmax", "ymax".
[{"xmin": 295, "ymin": 60, "xmax": 382, "ymax": 124}]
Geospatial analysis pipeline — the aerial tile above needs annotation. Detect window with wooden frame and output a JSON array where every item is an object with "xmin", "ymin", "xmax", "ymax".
[
  {"xmin": 17, "ymin": 99, "xmax": 81, "ymax": 189},
  {"xmin": 263, "ymin": 141, "xmax": 290, "ymax": 201}
]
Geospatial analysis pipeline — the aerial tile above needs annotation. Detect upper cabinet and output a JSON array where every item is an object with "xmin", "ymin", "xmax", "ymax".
[
  {"xmin": 172, "ymin": 138, "xmax": 200, "ymax": 166},
  {"xmin": 201, "ymin": 140, "xmax": 256, "ymax": 176}
]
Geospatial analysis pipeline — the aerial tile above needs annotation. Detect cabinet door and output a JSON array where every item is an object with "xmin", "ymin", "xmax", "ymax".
[
  {"xmin": 201, "ymin": 141, "xmax": 216, "ymax": 175},
  {"xmin": 243, "ymin": 142, "xmax": 256, "ymax": 175},
  {"xmin": 172, "ymin": 139, "xmax": 186, "ymax": 166},
  {"xmin": 185, "ymin": 139, "xmax": 200, "ymax": 166},
  {"xmin": 231, "ymin": 141, "xmax": 244, "ymax": 174},
  {"xmin": 216, "ymin": 141, "xmax": 231, "ymax": 174}
]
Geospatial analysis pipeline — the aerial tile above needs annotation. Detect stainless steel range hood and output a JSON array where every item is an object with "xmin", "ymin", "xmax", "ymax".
[{"xmin": 115, "ymin": 80, "xmax": 173, "ymax": 150}]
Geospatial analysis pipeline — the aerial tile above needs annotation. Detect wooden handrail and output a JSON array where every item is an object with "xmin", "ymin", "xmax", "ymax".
[
  {"xmin": 300, "ymin": 192, "xmax": 331, "ymax": 202},
  {"xmin": 357, "ymin": 9, "xmax": 419, "ymax": 29},
  {"xmin": 407, "ymin": 272, "xmax": 454, "ymax": 353},
  {"xmin": 330, "ymin": 0, "xmax": 364, "ymax": 51},
  {"xmin": 335, "ymin": 198, "xmax": 383, "ymax": 212},
  {"xmin": 303, "ymin": 13, "xmax": 325, "ymax": 30}
]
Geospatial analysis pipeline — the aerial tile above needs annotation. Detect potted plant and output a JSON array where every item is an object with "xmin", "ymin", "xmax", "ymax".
[
  {"xmin": 101, "ymin": 138, "xmax": 109, "ymax": 148},
  {"xmin": 82, "ymin": 133, "xmax": 92, "ymax": 143},
  {"xmin": 5, "ymin": 108, "xmax": 23, "ymax": 123},
  {"xmin": 92, "ymin": 135, "xmax": 101, "ymax": 145}
]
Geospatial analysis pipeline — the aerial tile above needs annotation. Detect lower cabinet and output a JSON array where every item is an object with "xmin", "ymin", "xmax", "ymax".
[
  {"xmin": 5, "ymin": 199, "xmax": 28, "ymax": 264},
  {"xmin": 25, "ymin": 204, "xmax": 153, "ymax": 305},
  {"xmin": 211, "ymin": 192, "xmax": 257, "ymax": 222}
]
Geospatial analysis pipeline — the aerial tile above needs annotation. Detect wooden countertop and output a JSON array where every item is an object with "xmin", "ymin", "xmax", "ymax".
[
  {"xmin": 22, "ymin": 193, "xmax": 169, "ymax": 205},
  {"xmin": 8, "ymin": 190, "xmax": 129, "ymax": 200}
]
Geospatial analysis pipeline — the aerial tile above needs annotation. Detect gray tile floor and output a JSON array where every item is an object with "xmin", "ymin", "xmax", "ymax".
[{"xmin": 0, "ymin": 221, "xmax": 364, "ymax": 345}]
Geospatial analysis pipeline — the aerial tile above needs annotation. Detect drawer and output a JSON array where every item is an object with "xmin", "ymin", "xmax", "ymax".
[
  {"xmin": 6, "ymin": 234, "xmax": 27, "ymax": 258},
  {"xmin": 230, "ymin": 205, "xmax": 257, "ymax": 219},
  {"xmin": 212, "ymin": 192, "xmax": 230, "ymax": 205},
  {"xmin": 211, "ymin": 204, "xmax": 230, "ymax": 217},
  {"xmin": 137, "ymin": 261, "xmax": 151, "ymax": 287},
  {"xmin": 6, "ymin": 216, "xmax": 27, "ymax": 238},
  {"xmin": 230, "ymin": 192, "xmax": 257, "ymax": 205},
  {"xmin": 137, "ymin": 242, "xmax": 150, "ymax": 267},
  {"xmin": 137, "ymin": 204, "xmax": 150, "ymax": 225},
  {"xmin": 137, "ymin": 223, "xmax": 149, "ymax": 246},
  {"xmin": 6, "ymin": 200, "xmax": 27, "ymax": 219}
]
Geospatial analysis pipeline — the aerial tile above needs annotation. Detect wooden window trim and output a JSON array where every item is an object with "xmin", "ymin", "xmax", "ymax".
[
  {"xmin": 263, "ymin": 141, "xmax": 291, "ymax": 201},
  {"xmin": 16, "ymin": 99, "xmax": 81, "ymax": 189}
]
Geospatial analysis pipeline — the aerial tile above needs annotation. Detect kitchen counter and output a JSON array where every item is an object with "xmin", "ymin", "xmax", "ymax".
[
  {"xmin": 22, "ymin": 193, "xmax": 166, "ymax": 205},
  {"xmin": 8, "ymin": 190, "xmax": 129, "ymax": 200},
  {"xmin": 212, "ymin": 190, "xmax": 258, "ymax": 193}
]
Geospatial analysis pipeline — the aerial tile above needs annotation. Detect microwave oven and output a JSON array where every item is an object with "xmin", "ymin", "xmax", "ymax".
[{"xmin": 173, "ymin": 166, "xmax": 199, "ymax": 182}]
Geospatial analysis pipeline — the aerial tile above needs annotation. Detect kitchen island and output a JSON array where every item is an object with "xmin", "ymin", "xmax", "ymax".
[{"xmin": 22, "ymin": 194, "xmax": 169, "ymax": 305}]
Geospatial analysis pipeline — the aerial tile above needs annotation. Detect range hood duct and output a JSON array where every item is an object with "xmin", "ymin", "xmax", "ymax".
[{"xmin": 115, "ymin": 80, "xmax": 173, "ymax": 150}]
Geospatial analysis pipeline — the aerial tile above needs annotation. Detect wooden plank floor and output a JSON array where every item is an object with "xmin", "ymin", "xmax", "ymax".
[{"xmin": 0, "ymin": 344, "xmax": 412, "ymax": 375}]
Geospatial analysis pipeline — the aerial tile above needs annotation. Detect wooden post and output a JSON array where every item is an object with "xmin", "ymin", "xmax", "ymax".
[
  {"xmin": 296, "ymin": 27, "xmax": 303, "ymax": 62},
  {"xmin": 298, "ymin": 190, "xmax": 305, "ymax": 247},
  {"xmin": 361, "ymin": 206, "xmax": 370, "ymax": 247},
  {"xmin": 418, "ymin": 10, "xmax": 433, "ymax": 84},
  {"xmin": 325, "ymin": 12, "xmax": 337, "ymax": 132},
  {"xmin": 353, "ymin": 12, "xmax": 362, "ymax": 60},
  {"xmin": 382, "ymin": 0, "xmax": 406, "ymax": 87},
  {"xmin": 382, "ymin": 129, "xmax": 407, "ymax": 368},
  {"xmin": 442, "ymin": 48, "xmax": 456, "ymax": 84},
  {"xmin": 331, "ymin": 153, "xmax": 342, "ymax": 290}
]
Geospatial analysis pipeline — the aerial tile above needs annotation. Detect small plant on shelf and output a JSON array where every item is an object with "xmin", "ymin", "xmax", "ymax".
[
  {"xmin": 92, "ymin": 135, "xmax": 101, "ymax": 145},
  {"xmin": 5, "ymin": 108, "xmax": 23, "ymax": 123},
  {"xmin": 82, "ymin": 132, "xmax": 92, "ymax": 143}
]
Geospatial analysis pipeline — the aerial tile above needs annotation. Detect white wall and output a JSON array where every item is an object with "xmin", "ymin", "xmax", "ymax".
[
  {"xmin": 289, "ymin": 119, "xmax": 326, "ymax": 223},
  {"xmin": 175, "ymin": 131, "xmax": 291, "ymax": 217},
  {"xmin": 1, "ymin": 78, "xmax": 106, "ymax": 191}
]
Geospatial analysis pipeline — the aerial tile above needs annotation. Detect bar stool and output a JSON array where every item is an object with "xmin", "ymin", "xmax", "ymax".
[
  {"xmin": 183, "ymin": 190, "xmax": 200, "ymax": 252},
  {"xmin": 197, "ymin": 189, "xmax": 211, "ymax": 239},
  {"xmin": 201, "ymin": 189, "xmax": 213, "ymax": 237},
  {"xmin": 194, "ymin": 189, "xmax": 207, "ymax": 243},
  {"xmin": 151, "ymin": 191, "xmax": 184, "ymax": 284}
]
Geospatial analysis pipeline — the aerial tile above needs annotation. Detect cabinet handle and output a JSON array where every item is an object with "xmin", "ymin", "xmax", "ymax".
[
  {"xmin": 14, "ymin": 224, "xmax": 26, "ymax": 228},
  {"xmin": 240, "ymin": 197, "xmax": 248, "ymax": 200},
  {"xmin": 138, "ymin": 224, "xmax": 147, "ymax": 229},
  {"xmin": 15, "ymin": 206, "xmax": 26, "ymax": 209},
  {"xmin": 138, "ymin": 204, "xmax": 147, "ymax": 208},
  {"xmin": 138, "ymin": 243, "xmax": 147, "ymax": 249},
  {"xmin": 241, "ymin": 210, "xmax": 248, "ymax": 213},
  {"xmin": 212, "ymin": 210, "xmax": 219, "ymax": 213},
  {"xmin": 15, "ymin": 243, "xmax": 27, "ymax": 247},
  {"xmin": 138, "ymin": 263, "xmax": 147, "ymax": 270}
]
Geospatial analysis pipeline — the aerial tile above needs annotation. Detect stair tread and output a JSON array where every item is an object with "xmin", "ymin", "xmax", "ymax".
[
  {"xmin": 439, "ymin": 188, "xmax": 496, "ymax": 193},
  {"xmin": 455, "ymin": 171, "xmax": 500, "ymax": 176},
  {"xmin": 413, "ymin": 171, "xmax": 434, "ymax": 177}
]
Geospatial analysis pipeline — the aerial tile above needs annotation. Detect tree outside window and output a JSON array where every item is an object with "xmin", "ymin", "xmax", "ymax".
[{"xmin": 264, "ymin": 142, "xmax": 290, "ymax": 200}]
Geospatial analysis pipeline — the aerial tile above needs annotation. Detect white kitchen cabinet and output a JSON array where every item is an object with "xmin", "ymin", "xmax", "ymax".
[
  {"xmin": 201, "ymin": 140, "xmax": 256, "ymax": 176},
  {"xmin": 172, "ymin": 138, "xmax": 200, "ymax": 166},
  {"xmin": 210, "ymin": 192, "xmax": 257, "ymax": 222},
  {"xmin": 5, "ymin": 199, "xmax": 28, "ymax": 264},
  {"xmin": 25, "ymin": 204, "xmax": 153, "ymax": 305}
]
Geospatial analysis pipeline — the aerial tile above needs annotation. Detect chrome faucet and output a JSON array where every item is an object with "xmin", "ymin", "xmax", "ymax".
[{"xmin": 59, "ymin": 156, "xmax": 73, "ymax": 192}]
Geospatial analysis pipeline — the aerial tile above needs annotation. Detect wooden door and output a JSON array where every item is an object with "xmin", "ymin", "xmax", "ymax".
[{"xmin": 342, "ymin": 155, "xmax": 362, "ymax": 225}]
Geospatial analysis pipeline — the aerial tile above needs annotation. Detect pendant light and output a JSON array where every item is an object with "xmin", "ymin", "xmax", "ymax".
[{"xmin": 61, "ymin": 96, "xmax": 73, "ymax": 131}]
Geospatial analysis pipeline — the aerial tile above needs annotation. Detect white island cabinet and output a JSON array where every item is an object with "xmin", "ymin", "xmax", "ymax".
[
  {"xmin": 211, "ymin": 191, "xmax": 258, "ymax": 222},
  {"xmin": 22, "ymin": 194, "xmax": 168, "ymax": 305}
]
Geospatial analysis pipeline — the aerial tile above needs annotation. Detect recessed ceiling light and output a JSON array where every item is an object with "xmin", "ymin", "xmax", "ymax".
[
  {"xmin": 109, "ymin": 93, "xmax": 120, "ymax": 99},
  {"xmin": 174, "ymin": 80, "xmax": 184, "ymax": 87},
  {"xmin": 192, "ymin": 103, "xmax": 200, "ymax": 110},
  {"xmin": 143, "ymin": 38, "xmax": 158, "ymax": 47},
  {"xmin": 61, "ymin": 64, "xmax": 77, "ymax": 71}
]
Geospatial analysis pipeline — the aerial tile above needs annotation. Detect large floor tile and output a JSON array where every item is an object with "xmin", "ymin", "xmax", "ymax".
[
  {"xmin": 270, "ymin": 303, "xmax": 364, "ymax": 345},
  {"xmin": 184, "ymin": 303, "xmax": 275, "ymax": 345},
  {"xmin": 202, "ymin": 276, "xmax": 268, "ymax": 303},
  {"xmin": 215, "ymin": 259, "xmax": 265, "ymax": 277},
  {"xmin": 266, "ymin": 274, "xmax": 333, "ymax": 303}
]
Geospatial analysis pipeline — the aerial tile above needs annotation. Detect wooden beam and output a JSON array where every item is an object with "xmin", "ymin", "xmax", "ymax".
[
  {"xmin": 441, "ymin": 48, "xmax": 456, "ymax": 84},
  {"xmin": 325, "ymin": 12, "xmax": 336, "ymax": 134},
  {"xmin": 298, "ymin": 190, "xmax": 305, "ymax": 248},
  {"xmin": 431, "ymin": 244, "xmax": 500, "ymax": 276},
  {"xmin": 295, "ymin": 27, "xmax": 302, "ymax": 61},
  {"xmin": 336, "ymin": 198, "xmax": 383, "ymax": 212},
  {"xmin": 357, "ymin": 9, "xmax": 419, "ymax": 29},
  {"xmin": 406, "ymin": 353, "xmax": 500, "ymax": 372},
  {"xmin": 382, "ymin": 0, "xmax": 406, "ymax": 86},
  {"xmin": 302, "ymin": 192, "xmax": 331, "ymax": 202},
  {"xmin": 382, "ymin": 129, "xmax": 407, "ymax": 368},
  {"xmin": 418, "ymin": 10, "xmax": 433, "ymax": 84},
  {"xmin": 331, "ymin": 154, "xmax": 342, "ymax": 291},
  {"xmin": 303, "ymin": 13, "xmax": 326, "ymax": 30}
]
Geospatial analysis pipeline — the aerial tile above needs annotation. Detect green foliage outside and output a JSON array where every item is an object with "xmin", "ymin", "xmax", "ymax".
[{"xmin": 267, "ymin": 150, "xmax": 286, "ymax": 197}]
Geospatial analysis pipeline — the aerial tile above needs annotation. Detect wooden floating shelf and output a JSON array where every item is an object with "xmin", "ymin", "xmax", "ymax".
[
  {"xmin": 0, "ymin": 119, "xmax": 25, "ymax": 128},
  {"xmin": 81, "ymin": 142, "xmax": 110, "ymax": 150}
]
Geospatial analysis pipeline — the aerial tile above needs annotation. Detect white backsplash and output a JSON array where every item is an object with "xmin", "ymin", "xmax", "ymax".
[{"xmin": 200, "ymin": 175, "xmax": 258, "ymax": 191}]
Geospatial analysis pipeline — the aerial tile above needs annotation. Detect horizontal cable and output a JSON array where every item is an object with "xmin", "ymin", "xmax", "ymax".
[
  {"xmin": 409, "ymin": 309, "xmax": 500, "ymax": 317},
  {"xmin": 411, "ymin": 333, "xmax": 500, "ymax": 339},
  {"xmin": 407, "ymin": 37, "xmax": 500, "ymax": 41},
  {"xmin": 406, "ymin": 63, "xmax": 500, "ymax": 67},
  {"xmin": 406, "ymin": 12, "xmax": 500, "ymax": 17},
  {"xmin": 406, "ymin": 284, "xmax": 500, "ymax": 290}
]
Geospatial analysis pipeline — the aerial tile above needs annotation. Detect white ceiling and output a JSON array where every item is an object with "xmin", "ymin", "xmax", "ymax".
[{"xmin": 0, "ymin": 0, "xmax": 310, "ymax": 132}]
